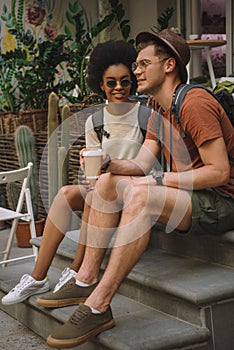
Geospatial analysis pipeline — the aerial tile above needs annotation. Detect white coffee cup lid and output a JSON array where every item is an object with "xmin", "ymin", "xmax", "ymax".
[{"xmin": 83, "ymin": 149, "xmax": 103, "ymax": 157}]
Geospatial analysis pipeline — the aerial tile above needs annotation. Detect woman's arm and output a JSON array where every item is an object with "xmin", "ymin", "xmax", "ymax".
[{"xmin": 108, "ymin": 139, "xmax": 160, "ymax": 176}]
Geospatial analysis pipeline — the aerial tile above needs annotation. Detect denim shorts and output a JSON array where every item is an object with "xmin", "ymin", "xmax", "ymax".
[{"xmin": 187, "ymin": 188, "xmax": 234, "ymax": 235}]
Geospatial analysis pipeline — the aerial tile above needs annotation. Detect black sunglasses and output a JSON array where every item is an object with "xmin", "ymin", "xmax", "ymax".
[{"xmin": 105, "ymin": 79, "xmax": 132, "ymax": 88}]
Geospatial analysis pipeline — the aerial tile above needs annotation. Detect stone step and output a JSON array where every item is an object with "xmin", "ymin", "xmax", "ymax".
[
  {"xmin": 31, "ymin": 235, "xmax": 234, "ymax": 349},
  {"xmin": 0, "ymin": 262, "xmax": 210, "ymax": 350},
  {"xmin": 31, "ymin": 235, "xmax": 234, "ymax": 323},
  {"xmin": 32, "ymin": 225, "xmax": 234, "ymax": 272},
  {"xmin": 150, "ymin": 225, "xmax": 234, "ymax": 268}
]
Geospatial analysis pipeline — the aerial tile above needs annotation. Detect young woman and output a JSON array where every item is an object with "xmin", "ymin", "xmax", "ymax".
[{"xmin": 2, "ymin": 40, "xmax": 150, "ymax": 305}]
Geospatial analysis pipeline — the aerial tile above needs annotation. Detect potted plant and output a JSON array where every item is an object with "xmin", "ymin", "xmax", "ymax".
[
  {"xmin": 6, "ymin": 125, "xmax": 44, "ymax": 247},
  {"xmin": 0, "ymin": 0, "xmax": 133, "ymax": 113},
  {"xmin": 0, "ymin": 0, "xmax": 71, "ymax": 114}
]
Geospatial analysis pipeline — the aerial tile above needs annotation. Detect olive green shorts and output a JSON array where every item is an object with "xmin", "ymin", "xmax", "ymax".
[{"xmin": 187, "ymin": 188, "xmax": 234, "ymax": 235}]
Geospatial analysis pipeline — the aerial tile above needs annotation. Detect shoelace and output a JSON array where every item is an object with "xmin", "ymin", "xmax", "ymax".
[
  {"xmin": 69, "ymin": 307, "xmax": 90, "ymax": 325},
  {"xmin": 9, "ymin": 275, "xmax": 33, "ymax": 293},
  {"xmin": 56, "ymin": 268, "xmax": 76, "ymax": 290},
  {"xmin": 56, "ymin": 268, "xmax": 70, "ymax": 288},
  {"xmin": 57, "ymin": 277, "xmax": 75, "ymax": 292}
]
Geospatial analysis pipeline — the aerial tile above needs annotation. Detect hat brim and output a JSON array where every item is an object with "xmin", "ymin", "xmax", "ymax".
[{"xmin": 136, "ymin": 32, "xmax": 188, "ymax": 83}]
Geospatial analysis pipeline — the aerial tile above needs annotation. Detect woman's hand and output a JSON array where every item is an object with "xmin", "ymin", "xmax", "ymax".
[
  {"xmin": 79, "ymin": 147, "xmax": 90, "ymax": 172},
  {"xmin": 79, "ymin": 148, "xmax": 96, "ymax": 191}
]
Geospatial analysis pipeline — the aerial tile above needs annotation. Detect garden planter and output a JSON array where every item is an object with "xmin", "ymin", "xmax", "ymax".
[{"xmin": 16, "ymin": 218, "xmax": 45, "ymax": 248}]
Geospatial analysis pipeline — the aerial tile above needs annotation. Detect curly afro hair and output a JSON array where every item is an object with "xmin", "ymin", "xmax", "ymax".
[{"xmin": 86, "ymin": 40, "xmax": 137, "ymax": 97}]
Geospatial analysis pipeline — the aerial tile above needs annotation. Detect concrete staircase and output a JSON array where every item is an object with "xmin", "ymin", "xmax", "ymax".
[{"xmin": 1, "ymin": 225, "xmax": 234, "ymax": 350}]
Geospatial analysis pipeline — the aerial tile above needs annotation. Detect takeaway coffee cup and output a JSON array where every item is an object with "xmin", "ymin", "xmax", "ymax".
[{"xmin": 83, "ymin": 149, "xmax": 104, "ymax": 187}]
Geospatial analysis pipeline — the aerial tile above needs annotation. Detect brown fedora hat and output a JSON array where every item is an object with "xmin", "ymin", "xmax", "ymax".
[{"xmin": 136, "ymin": 29, "xmax": 190, "ymax": 83}]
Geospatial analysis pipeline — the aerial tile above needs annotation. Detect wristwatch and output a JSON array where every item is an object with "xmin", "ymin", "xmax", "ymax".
[
  {"xmin": 152, "ymin": 169, "xmax": 164, "ymax": 186},
  {"xmin": 102, "ymin": 154, "xmax": 111, "ymax": 172}
]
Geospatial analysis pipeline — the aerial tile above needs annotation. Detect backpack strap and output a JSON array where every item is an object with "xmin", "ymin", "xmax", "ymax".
[
  {"xmin": 92, "ymin": 108, "xmax": 110, "ymax": 144},
  {"xmin": 92, "ymin": 103, "xmax": 152, "ymax": 143},
  {"xmin": 137, "ymin": 104, "xmax": 152, "ymax": 139},
  {"xmin": 171, "ymin": 84, "xmax": 208, "ymax": 137}
]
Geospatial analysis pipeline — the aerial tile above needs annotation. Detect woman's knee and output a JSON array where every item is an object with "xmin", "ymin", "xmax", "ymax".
[
  {"xmin": 95, "ymin": 173, "xmax": 117, "ymax": 198},
  {"xmin": 56, "ymin": 185, "xmax": 84, "ymax": 210}
]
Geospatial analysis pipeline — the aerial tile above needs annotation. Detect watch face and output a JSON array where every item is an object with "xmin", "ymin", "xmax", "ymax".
[
  {"xmin": 152, "ymin": 168, "xmax": 164, "ymax": 185},
  {"xmin": 156, "ymin": 170, "xmax": 164, "ymax": 177},
  {"xmin": 154, "ymin": 169, "xmax": 164, "ymax": 178}
]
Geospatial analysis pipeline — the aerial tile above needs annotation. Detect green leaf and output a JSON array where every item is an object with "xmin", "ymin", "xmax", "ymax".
[
  {"xmin": 69, "ymin": 0, "xmax": 79, "ymax": 13},
  {"xmin": 73, "ymin": 0, "xmax": 79, "ymax": 13},
  {"xmin": 3, "ymin": 4, "xmax": 7, "ymax": 14},
  {"xmin": 120, "ymin": 19, "xmax": 129, "ymax": 28},
  {"xmin": 66, "ymin": 11, "xmax": 75, "ymax": 25},
  {"xmin": 64, "ymin": 25, "xmax": 72, "ymax": 37},
  {"xmin": 122, "ymin": 25, "xmax": 130, "ymax": 39},
  {"xmin": 116, "ymin": 6, "xmax": 124, "ymax": 21}
]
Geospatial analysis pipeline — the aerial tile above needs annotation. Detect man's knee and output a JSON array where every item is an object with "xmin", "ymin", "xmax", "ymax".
[{"xmin": 123, "ymin": 184, "xmax": 149, "ymax": 213}]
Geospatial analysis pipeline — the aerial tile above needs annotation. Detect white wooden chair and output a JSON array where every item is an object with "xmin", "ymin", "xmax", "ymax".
[{"xmin": 0, "ymin": 162, "xmax": 38, "ymax": 266}]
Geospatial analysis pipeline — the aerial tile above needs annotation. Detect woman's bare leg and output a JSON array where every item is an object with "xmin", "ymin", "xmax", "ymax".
[
  {"xmin": 70, "ymin": 195, "xmax": 92, "ymax": 271},
  {"xmin": 31, "ymin": 185, "xmax": 86, "ymax": 280}
]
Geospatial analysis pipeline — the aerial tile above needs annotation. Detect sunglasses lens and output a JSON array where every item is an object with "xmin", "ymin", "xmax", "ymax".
[
  {"xmin": 106, "ymin": 80, "xmax": 132, "ymax": 88},
  {"xmin": 106, "ymin": 81, "xmax": 116, "ymax": 88},
  {"xmin": 121, "ymin": 80, "xmax": 131, "ymax": 87}
]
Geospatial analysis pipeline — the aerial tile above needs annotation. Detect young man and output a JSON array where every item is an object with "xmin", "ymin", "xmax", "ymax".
[{"xmin": 45, "ymin": 29, "xmax": 234, "ymax": 348}]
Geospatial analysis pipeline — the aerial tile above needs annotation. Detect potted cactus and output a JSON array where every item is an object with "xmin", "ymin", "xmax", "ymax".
[{"xmin": 6, "ymin": 125, "xmax": 44, "ymax": 247}]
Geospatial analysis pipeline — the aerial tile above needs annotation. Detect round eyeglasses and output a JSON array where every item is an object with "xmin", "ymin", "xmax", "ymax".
[
  {"xmin": 105, "ymin": 79, "xmax": 132, "ymax": 88},
  {"xmin": 131, "ymin": 57, "xmax": 169, "ymax": 72}
]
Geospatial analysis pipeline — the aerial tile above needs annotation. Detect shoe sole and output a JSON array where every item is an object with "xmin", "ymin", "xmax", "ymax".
[
  {"xmin": 46, "ymin": 319, "xmax": 115, "ymax": 348},
  {"xmin": 36, "ymin": 296, "xmax": 87, "ymax": 308},
  {"xmin": 1, "ymin": 286, "xmax": 50, "ymax": 305}
]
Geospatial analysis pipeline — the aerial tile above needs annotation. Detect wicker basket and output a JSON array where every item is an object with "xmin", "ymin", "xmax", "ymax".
[{"xmin": 0, "ymin": 109, "xmax": 48, "ymax": 135}]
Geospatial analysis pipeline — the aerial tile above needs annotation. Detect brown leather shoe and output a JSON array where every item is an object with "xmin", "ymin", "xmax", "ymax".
[
  {"xmin": 47, "ymin": 303, "xmax": 115, "ymax": 348},
  {"xmin": 37, "ymin": 278, "xmax": 97, "ymax": 308}
]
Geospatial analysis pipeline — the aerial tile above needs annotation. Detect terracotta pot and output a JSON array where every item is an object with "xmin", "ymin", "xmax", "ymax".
[
  {"xmin": 16, "ymin": 218, "xmax": 45, "ymax": 248},
  {"xmin": 0, "ymin": 221, "xmax": 6, "ymax": 230}
]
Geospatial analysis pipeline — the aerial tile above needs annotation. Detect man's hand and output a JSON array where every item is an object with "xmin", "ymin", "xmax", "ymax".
[{"xmin": 130, "ymin": 175, "xmax": 156, "ymax": 186}]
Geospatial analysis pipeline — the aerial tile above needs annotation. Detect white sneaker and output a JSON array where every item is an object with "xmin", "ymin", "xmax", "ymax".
[
  {"xmin": 53, "ymin": 267, "xmax": 77, "ymax": 293},
  {"xmin": 1, "ymin": 274, "xmax": 50, "ymax": 305}
]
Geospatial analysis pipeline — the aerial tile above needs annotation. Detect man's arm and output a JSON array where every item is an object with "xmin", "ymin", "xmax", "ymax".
[
  {"xmin": 163, "ymin": 137, "xmax": 230, "ymax": 190},
  {"xmin": 108, "ymin": 139, "xmax": 160, "ymax": 176}
]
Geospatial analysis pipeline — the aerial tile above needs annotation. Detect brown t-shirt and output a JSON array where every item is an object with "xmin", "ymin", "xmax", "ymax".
[{"xmin": 146, "ymin": 89, "xmax": 234, "ymax": 199}]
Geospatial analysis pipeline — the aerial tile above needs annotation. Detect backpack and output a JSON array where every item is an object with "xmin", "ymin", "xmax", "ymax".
[
  {"xmin": 171, "ymin": 83, "xmax": 234, "ymax": 133},
  {"xmin": 92, "ymin": 104, "xmax": 152, "ymax": 143},
  {"xmin": 171, "ymin": 83, "xmax": 234, "ymax": 163}
]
